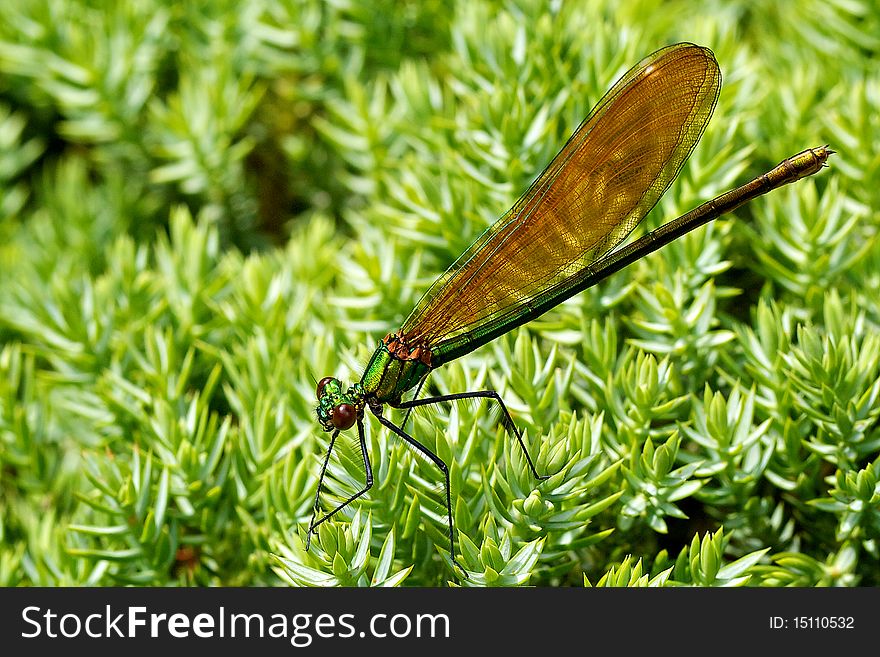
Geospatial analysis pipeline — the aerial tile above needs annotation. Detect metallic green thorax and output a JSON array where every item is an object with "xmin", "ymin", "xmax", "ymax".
[
  {"xmin": 316, "ymin": 378, "xmax": 365, "ymax": 431},
  {"xmin": 360, "ymin": 338, "xmax": 431, "ymax": 404},
  {"xmin": 316, "ymin": 334, "xmax": 432, "ymax": 432}
]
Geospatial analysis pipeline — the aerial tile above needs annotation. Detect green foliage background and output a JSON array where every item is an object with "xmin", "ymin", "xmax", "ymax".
[{"xmin": 1, "ymin": 0, "xmax": 878, "ymax": 587}]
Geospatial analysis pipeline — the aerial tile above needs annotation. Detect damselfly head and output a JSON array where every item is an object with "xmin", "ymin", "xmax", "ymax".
[{"xmin": 315, "ymin": 377, "xmax": 364, "ymax": 431}]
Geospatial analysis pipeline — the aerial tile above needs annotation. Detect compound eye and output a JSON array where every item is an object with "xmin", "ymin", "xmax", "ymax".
[
  {"xmin": 331, "ymin": 403, "xmax": 357, "ymax": 430},
  {"xmin": 316, "ymin": 377, "xmax": 336, "ymax": 400}
]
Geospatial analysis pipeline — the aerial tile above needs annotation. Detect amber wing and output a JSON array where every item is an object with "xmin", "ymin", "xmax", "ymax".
[{"xmin": 401, "ymin": 43, "xmax": 721, "ymax": 366}]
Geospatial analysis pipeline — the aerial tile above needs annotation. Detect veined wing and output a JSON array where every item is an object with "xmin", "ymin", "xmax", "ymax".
[{"xmin": 401, "ymin": 43, "xmax": 721, "ymax": 365}]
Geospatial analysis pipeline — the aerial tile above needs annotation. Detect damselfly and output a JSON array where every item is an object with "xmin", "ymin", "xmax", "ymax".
[{"xmin": 309, "ymin": 42, "xmax": 832, "ymax": 573}]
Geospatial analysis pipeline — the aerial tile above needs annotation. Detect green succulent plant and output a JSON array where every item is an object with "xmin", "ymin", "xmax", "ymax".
[{"xmin": 0, "ymin": 0, "xmax": 878, "ymax": 587}]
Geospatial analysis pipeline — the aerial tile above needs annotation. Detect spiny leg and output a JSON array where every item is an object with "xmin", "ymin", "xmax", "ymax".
[
  {"xmin": 306, "ymin": 428, "xmax": 338, "ymax": 551},
  {"xmin": 375, "ymin": 413, "xmax": 466, "ymax": 576},
  {"xmin": 400, "ymin": 373, "xmax": 428, "ymax": 432},
  {"xmin": 306, "ymin": 419, "xmax": 373, "ymax": 549},
  {"xmin": 397, "ymin": 390, "xmax": 549, "ymax": 481}
]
